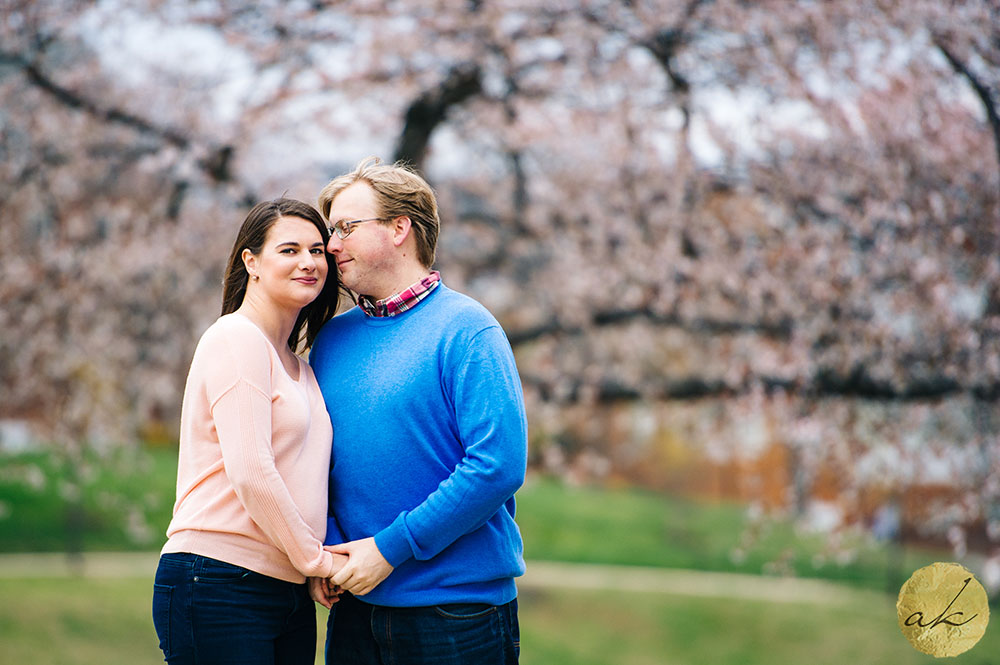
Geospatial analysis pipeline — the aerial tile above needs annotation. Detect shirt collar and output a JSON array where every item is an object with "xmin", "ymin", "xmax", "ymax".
[{"xmin": 358, "ymin": 271, "xmax": 441, "ymax": 317}]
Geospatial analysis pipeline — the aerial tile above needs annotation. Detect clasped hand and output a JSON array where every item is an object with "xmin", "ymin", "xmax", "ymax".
[{"xmin": 308, "ymin": 537, "xmax": 394, "ymax": 609}]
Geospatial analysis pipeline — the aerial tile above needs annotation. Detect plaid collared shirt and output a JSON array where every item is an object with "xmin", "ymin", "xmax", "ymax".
[{"xmin": 358, "ymin": 271, "xmax": 441, "ymax": 317}]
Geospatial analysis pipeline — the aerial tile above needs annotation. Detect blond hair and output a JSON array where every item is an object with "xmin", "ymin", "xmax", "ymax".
[{"xmin": 318, "ymin": 157, "xmax": 439, "ymax": 268}]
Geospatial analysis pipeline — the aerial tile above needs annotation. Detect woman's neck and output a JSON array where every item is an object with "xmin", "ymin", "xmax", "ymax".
[{"xmin": 236, "ymin": 293, "xmax": 298, "ymax": 355}]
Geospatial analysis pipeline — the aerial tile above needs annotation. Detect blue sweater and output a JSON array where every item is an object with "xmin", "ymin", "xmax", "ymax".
[{"xmin": 309, "ymin": 284, "xmax": 527, "ymax": 607}]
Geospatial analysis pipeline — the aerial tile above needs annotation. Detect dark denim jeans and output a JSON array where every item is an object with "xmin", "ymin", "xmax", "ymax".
[
  {"xmin": 324, "ymin": 591, "xmax": 519, "ymax": 665},
  {"xmin": 152, "ymin": 553, "xmax": 316, "ymax": 665}
]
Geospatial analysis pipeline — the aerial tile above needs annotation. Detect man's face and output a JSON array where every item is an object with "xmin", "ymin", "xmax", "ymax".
[{"xmin": 325, "ymin": 182, "xmax": 395, "ymax": 299}]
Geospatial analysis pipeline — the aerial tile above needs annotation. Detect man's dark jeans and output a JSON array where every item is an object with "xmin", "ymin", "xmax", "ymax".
[
  {"xmin": 152, "ymin": 552, "xmax": 316, "ymax": 665},
  {"xmin": 325, "ymin": 591, "xmax": 519, "ymax": 664}
]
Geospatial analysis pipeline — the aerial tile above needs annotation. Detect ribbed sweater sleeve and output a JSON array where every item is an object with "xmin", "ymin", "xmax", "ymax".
[
  {"xmin": 199, "ymin": 321, "xmax": 334, "ymax": 580},
  {"xmin": 211, "ymin": 386, "xmax": 333, "ymax": 579},
  {"xmin": 374, "ymin": 325, "xmax": 528, "ymax": 567}
]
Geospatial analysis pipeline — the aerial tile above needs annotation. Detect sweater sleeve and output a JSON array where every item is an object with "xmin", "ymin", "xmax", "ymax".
[
  {"xmin": 374, "ymin": 325, "xmax": 528, "ymax": 566},
  {"xmin": 202, "ymin": 324, "xmax": 335, "ymax": 579}
]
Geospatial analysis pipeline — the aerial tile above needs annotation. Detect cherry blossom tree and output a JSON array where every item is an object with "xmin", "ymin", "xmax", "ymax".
[{"xmin": 1, "ymin": 0, "xmax": 997, "ymax": 555}]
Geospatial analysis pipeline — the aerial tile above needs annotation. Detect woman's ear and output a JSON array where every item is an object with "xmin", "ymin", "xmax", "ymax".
[{"xmin": 242, "ymin": 248, "xmax": 259, "ymax": 281}]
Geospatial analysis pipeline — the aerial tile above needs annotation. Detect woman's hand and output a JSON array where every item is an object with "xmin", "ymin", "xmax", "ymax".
[{"xmin": 308, "ymin": 576, "xmax": 343, "ymax": 609}]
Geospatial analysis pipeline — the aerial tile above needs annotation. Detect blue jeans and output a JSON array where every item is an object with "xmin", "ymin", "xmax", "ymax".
[
  {"xmin": 152, "ymin": 553, "xmax": 316, "ymax": 665},
  {"xmin": 324, "ymin": 591, "xmax": 519, "ymax": 665}
]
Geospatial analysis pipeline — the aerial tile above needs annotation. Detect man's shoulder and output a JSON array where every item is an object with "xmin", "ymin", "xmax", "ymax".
[
  {"xmin": 311, "ymin": 306, "xmax": 365, "ymax": 357},
  {"xmin": 424, "ymin": 286, "xmax": 516, "ymax": 359},
  {"xmin": 316, "ymin": 305, "xmax": 364, "ymax": 333},
  {"xmin": 430, "ymin": 284, "xmax": 500, "ymax": 327}
]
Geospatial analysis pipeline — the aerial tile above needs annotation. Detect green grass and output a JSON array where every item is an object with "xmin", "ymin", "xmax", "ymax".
[
  {"xmin": 0, "ymin": 447, "xmax": 950, "ymax": 593},
  {"xmin": 0, "ymin": 576, "xmax": 161, "ymax": 664},
  {"xmin": 0, "ymin": 446, "xmax": 177, "ymax": 552},
  {"xmin": 0, "ymin": 447, "xmax": 992, "ymax": 663},
  {"xmin": 519, "ymin": 475, "xmax": 759, "ymax": 568},
  {"xmin": 2, "ymin": 575, "xmax": 998, "ymax": 665},
  {"xmin": 516, "ymin": 475, "xmax": 943, "ymax": 591},
  {"xmin": 519, "ymin": 585, "xmax": 1000, "ymax": 665}
]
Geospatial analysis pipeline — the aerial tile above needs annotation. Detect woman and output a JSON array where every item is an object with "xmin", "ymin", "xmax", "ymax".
[{"xmin": 152, "ymin": 198, "xmax": 343, "ymax": 664}]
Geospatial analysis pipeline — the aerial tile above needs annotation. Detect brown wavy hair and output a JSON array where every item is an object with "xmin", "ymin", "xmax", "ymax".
[{"xmin": 220, "ymin": 198, "xmax": 342, "ymax": 352}]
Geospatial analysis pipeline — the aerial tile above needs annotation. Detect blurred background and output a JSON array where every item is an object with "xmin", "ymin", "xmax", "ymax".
[{"xmin": 1, "ymin": 1, "xmax": 999, "ymax": 663}]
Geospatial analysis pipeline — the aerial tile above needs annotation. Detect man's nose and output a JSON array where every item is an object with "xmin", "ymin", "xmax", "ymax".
[{"xmin": 327, "ymin": 233, "xmax": 343, "ymax": 254}]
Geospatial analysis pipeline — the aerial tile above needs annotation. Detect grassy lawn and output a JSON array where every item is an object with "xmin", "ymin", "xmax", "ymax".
[
  {"xmin": 0, "ymin": 445, "xmax": 994, "ymax": 664},
  {"xmin": 2, "ymin": 575, "xmax": 998, "ymax": 665},
  {"xmin": 520, "ymin": 585, "xmax": 1000, "ymax": 665},
  {"xmin": 0, "ymin": 446, "xmax": 953, "ymax": 593},
  {"xmin": 517, "ymin": 475, "xmax": 944, "ymax": 592},
  {"xmin": 0, "ymin": 445, "xmax": 177, "ymax": 552}
]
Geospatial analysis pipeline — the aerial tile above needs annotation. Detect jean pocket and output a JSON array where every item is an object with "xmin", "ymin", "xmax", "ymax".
[
  {"xmin": 433, "ymin": 603, "xmax": 496, "ymax": 620},
  {"xmin": 152, "ymin": 583, "xmax": 173, "ymax": 656},
  {"xmin": 195, "ymin": 557, "xmax": 253, "ymax": 583}
]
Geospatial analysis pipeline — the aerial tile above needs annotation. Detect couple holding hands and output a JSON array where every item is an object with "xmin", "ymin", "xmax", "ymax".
[{"xmin": 152, "ymin": 158, "xmax": 527, "ymax": 665}]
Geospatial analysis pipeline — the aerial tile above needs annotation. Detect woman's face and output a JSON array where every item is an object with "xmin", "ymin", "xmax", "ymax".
[{"xmin": 245, "ymin": 215, "xmax": 328, "ymax": 310}]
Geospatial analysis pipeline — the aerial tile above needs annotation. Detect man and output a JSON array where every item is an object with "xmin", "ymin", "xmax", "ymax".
[{"xmin": 308, "ymin": 157, "xmax": 527, "ymax": 665}]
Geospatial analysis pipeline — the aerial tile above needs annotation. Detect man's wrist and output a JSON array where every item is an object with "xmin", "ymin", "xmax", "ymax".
[{"xmin": 375, "ymin": 514, "xmax": 415, "ymax": 567}]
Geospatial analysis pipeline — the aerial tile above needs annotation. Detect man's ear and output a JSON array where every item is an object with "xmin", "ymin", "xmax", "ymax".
[{"xmin": 391, "ymin": 216, "xmax": 412, "ymax": 248}]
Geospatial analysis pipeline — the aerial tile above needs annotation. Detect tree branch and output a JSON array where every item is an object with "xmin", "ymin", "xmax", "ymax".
[
  {"xmin": 2, "ymin": 50, "xmax": 241, "ymax": 189},
  {"xmin": 506, "ymin": 306, "xmax": 793, "ymax": 347},
  {"xmin": 0, "ymin": 50, "xmax": 191, "ymax": 149},
  {"xmin": 522, "ymin": 369, "xmax": 998, "ymax": 404},
  {"xmin": 934, "ymin": 38, "xmax": 1000, "ymax": 203},
  {"xmin": 392, "ymin": 63, "xmax": 483, "ymax": 169}
]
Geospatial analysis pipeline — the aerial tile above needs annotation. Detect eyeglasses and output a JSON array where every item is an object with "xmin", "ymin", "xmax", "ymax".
[{"xmin": 327, "ymin": 217, "xmax": 387, "ymax": 239}]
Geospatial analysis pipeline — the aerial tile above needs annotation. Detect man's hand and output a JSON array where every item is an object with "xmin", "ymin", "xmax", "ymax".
[
  {"xmin": 308, "ymin": 551, "xmax": 349, "ymax": 609},
  {"xmin": 326, "ymin": 537, "xmax": 394, "ymax": 596}
]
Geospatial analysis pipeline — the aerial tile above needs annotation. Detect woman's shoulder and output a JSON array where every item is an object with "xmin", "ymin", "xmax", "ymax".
[
  {"xmin": 202, "ymin": 312, "xmax": 263, "ymax": 338},
  {"xmin": 195, "ymin": 313, "xmax": 270, "ymax": 360},
  {"xmin": 189, "ymin": 314, "xmax": 274, "ymax": 391}
]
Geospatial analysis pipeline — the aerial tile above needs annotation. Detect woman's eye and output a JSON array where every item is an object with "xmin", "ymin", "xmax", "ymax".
[
  {"xmin": 310, "ymin": 248, "xmax": 325, "ymax": 255},
  {"xmin": 281, "ymin": 248, "xmax": 296, "ymax": 254}
]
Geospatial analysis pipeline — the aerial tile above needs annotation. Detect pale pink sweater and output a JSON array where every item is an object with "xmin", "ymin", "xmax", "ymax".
[{"xmin": 162, "ymin": 313, "xmax": 335, "ymax": 583}]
